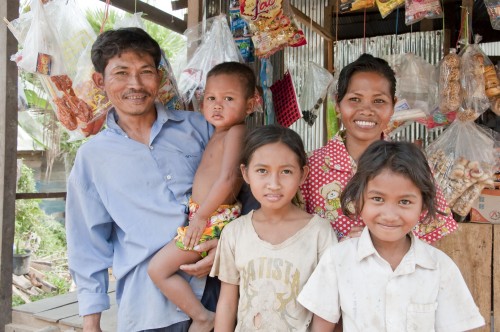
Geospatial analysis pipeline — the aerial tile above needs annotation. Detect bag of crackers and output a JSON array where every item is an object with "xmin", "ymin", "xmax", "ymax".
[
  {"xmin": 457, "ymin": 36, "xmax": 497, "ymax": 121},
  {"xmin": 426, "ymin": 120, "xmax": 497, "ymax": 217}
]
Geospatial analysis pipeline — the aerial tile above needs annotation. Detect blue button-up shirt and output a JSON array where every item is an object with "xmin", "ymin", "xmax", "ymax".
[{"xmin": 66, "ymin": 103, "xmax": 213, "ymax": 331}]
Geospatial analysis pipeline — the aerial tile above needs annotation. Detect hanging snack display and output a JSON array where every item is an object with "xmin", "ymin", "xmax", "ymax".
[
  {"xmin": 426, "ymin": 120, "xmax": 496, "ymax": 217},
  {"xmin": 270, "ymin": 71, "xmax": 302, "ymax": 128},
  {"xmin": 299, "ymin": 62, "xmax": 334, "ymax": 126},
  {"xmin": 484, "ymin": 0, "xmax": 500, "ymax": 30},
  {"xmin": 438, "ymin": 50, "xmax": 461, "ymax": 114},
  {"xmin": 339, "ymin": 0, "xmax": 375, "ymax": 13},
  {"xmin": 404, "ymin": 0, "xmax": 443, "ymax": 25},
  {"xmin": 376, "ymin": 0, "xmax": 404, "ymax": 19},
  {"xmin": 240, "ymin": 0, "xmax": 306, "ymax": 58}
]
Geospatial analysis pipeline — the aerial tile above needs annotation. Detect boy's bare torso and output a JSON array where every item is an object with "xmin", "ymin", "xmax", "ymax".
[{"xmin": 191, "ymin": 126, "xmax": 243, "ymax": 205}]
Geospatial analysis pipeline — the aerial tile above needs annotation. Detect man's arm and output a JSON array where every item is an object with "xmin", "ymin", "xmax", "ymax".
[
  {"xmin": 66, "ymin": 170, "xmax": 113, "ymax": 317},
  {"xmin": 83, "ymin": 313, "xmax": 102, "ymax": 332}
]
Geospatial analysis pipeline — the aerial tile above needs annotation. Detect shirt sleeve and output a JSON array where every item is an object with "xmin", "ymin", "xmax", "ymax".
[
  {"xmin": 66, "ymin": 173, "xmax": 113, "ymax": 316},
  {"xmin": 209, "ymin": 222, "xmax": 240, "ymax": 285},
  {"xmin": 297, "ymin": 246, "xmax": 341, "ymax": 323},
  {"xmin": 434, "ymin": 254, "xmax": 485, "ymax": 331},
  {"xmin": 414, "ymin": 184, "xmax": 458, "ymax": 244}
]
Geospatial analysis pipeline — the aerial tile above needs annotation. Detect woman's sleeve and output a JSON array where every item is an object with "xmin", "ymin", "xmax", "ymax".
[{"xmin": 414, "ymin": 183, "xmax": 458, "ymax": 244}]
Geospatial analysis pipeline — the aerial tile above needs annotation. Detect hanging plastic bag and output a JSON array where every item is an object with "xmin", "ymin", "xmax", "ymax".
[
  {"xmin": 484, "ymin": 0, "xmax": 500, "ymax": 30},
  {"xmin": 426, "ymin": 120, "xmax": 496, "ymax": 216},
  {"xmin": 240, "ymin": 0, "xmax": 306, "ymax": 58},
  {"xmin": 457, "ymin": 36, "xmax": 493, "ymax": 120},
  {"xmin": 177, "ymin": 15, "xmax": 243, "ymax": 111},
  {"xmin": 405, "ymin": 0, "xmax": 443, "ymax": 26},
  {"xmin": 16, "ymin": 0, "xmax": 65, "ymax": 76},
  {"xmin": 299, "ymin": 62, "xmax": 334, "ymax": 126},
  {"xmin": 438, "ymin": 49, "xmax": 461, "ymax": 114},
  {"xmin": 396, "ymin": 53, "xmax": 438, "ymax": 115},
  {"xmin": 377, "ymin": 0, "xmax": 404, "ymax": 19},
  {"xmin": 339, "ymin": 0, "xmax": 376, "ymax": 13}
]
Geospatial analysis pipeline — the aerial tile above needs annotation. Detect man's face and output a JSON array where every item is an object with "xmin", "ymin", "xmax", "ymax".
[{"xmin": 93, "ymin": 50, "xmax": 160, "ymax": 118}]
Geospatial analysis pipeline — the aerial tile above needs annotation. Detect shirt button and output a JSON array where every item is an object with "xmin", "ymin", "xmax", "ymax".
[
  {"xmin": 149, "ymin": 145, "xmax": 154, "ymax": 150},
  {"xmin": 165, "ymin": 175, "xmax": 172, "ymax": 180},
  {"xmin": 334, "ymin": 164, "xmax": 341, "ymax": 170}
]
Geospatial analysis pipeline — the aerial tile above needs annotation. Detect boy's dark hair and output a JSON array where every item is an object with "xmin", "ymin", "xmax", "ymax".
[
  {"xmin": 91, "ymin": 27, "xmax": 162, "ymax": 74},
  {"xmin": 241, "ymin": 125, "xmax": 307, "ymax": 169},
  {"xmin": 336, "ymin": 53, "xmax": 396, "ymax": 103},
  {"xmin": 207, "ymin": 62, "xmax": 256, "ymax": 99},
  {"xmin": 340, "ymin": 140, "xmax": 438, "ymax": 223}
]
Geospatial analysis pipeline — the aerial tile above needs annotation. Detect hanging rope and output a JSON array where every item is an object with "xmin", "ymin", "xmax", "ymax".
[
  {"xmin": 99, "ymin": 0, "xmax": 111, "ymax": 33},
  {"xmin": 363, "ymin": 6, "xmax": 367, "ymax": 53}
]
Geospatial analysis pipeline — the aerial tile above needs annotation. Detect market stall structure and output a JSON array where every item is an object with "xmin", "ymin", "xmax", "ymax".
[{"xmin": 1, "ymin": 0, "xmax": 499, "ymax": 330}]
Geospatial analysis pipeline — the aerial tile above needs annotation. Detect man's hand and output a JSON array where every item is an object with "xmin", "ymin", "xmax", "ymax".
[
  {"xmin": 179, "ymin": 238, "xmax": 218, "ymax": 278},
  {"xmin": 83, "ymin": 313, "xmax": 102, "ymax": 332}
]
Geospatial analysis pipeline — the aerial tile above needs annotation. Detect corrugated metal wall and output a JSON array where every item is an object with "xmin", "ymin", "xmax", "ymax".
[{"xmin": 285, "ymin": 28, "xmax": 447, "ymax": 151}]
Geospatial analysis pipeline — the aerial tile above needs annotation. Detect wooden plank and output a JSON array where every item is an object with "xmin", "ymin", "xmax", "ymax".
[
  {"xmin": 98, "ymin": 0, "xmax": 187, "ymax": 34},
  {"xmin": 16, "ymin": 192, "xmax": 66, "ymax": 200},
  {"xmin": 59, "ymin": 302, "xmax": 118, "ymax": 331},
  {"xmin": 172, "ymin": 0, "xmax": 188, "ymax": 10},
  {"xmin": 434, "ymin": 223, "xmax": 492, "ymax": 331},
  {"xmin": 13, "ymin": 282, "xmax": 116, "ymax": 314},
  {"xmin": 494, "ymin": 224, "xmax": 500, "ymax": 332},
  {"xmin": 0, "ymin": 0, "xmax": 20, "ymax": 327}
]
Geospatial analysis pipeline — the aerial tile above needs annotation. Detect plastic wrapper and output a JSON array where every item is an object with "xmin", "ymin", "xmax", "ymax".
[
  {"xmin": 376, "ymin": 0, "xmax": 404, "ymax": 19},
  {"xmin": 299, "ymin": 62, "xmax": 334, "ymax": 126},
  {"xmin": 384, "ymin": 108, "xmax": 427, "ymax": 136},
  {"xmin": 484, "ymin": 0, "xmax": 500, "ymax": 30},
  {"xmin": 426, "ymin": 120, "xmax": 497, "ymax": 217},
  {"xmin": 339, "ymin": 0, "xmax": 376, "ymax": 13},
  {"xmin": 396, "ymin": 53, "xmax": 438, "ymax": 115},
  {"xmin": 240, "ymin": 0, "xmax": 306, "ymax": 58},
  {"xmin": 176, "ymin": 15, "xmax": 243, "ymax": 111},
  {"xmin": 16, "ymin": 0, "xmax": 65, "ymax": 76},
  {"xmin": 405, "ymin": 0, "xmax": 443, "ymax": 25},
  {"xmin": 326, "ymin": 71, "xmax": 340, "ymax": 139},
  {"xmin": 438, "ymin": 50, "xmax": 462, "ymax": 114},
  {"xmin": 458, "ymin": 37, "xmax": 493, "ymax": 120}
]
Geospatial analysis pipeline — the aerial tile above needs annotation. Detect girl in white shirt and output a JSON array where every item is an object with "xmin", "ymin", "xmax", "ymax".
[{"xmin": 298, "ymin": 140, "xmax": 485, "ymax": 332}]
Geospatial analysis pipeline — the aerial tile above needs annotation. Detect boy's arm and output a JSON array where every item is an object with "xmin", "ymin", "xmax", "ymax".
[
  {"xmin": 311, "ymin": 314, "xmax": 337, "ymax": 332},
  {"xmin": 183, "ymin": 125, "xmax": 246, "ymax": 249},
  {"xmin": 214, "ymin": 281, "xmax": 239, "ymax": 331}
]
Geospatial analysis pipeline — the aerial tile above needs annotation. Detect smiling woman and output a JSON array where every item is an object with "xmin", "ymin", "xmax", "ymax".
[{"xmin": 299, "ymin": 53, "xmax": 458, "ymax": 245}]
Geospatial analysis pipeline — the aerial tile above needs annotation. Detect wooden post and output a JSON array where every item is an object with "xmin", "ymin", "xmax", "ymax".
[{"xmin": 0, "ymin": 0, "xmax": 19, "ymax": 328}]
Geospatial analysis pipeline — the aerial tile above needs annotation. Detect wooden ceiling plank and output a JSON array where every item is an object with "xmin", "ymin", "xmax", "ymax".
[
  {"xmin": 172, "ymin": 0, "xmax": 188, "ymax": 11},
  {"xmin": 99, "ymin": 0, "xmax": 187, "ymax": 34}
]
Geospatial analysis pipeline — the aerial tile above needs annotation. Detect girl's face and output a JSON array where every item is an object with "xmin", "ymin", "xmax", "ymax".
[
  {"xmin": 361, "ymin": 169, "xmax": 423, "ymax": 248},
  {"xmin": 338, "ymin": 71, "xmax": 394, "ymax": 145},
  {"xmin": 241, "ymin": 142, "xmax": 309, "ymax": 212}
]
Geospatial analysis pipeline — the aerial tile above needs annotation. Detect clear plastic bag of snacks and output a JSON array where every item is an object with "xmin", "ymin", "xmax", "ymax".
[
  {"xmin": 405, "ymin": 0, "xmax": 443, "ymax": 25},
  {"xmin": 438, "ymin": 49, "xmax": 461, "ymax": 114},
  {"xmin": 484, "ymin": 0, "xmax": 500, "ymax": 30},
  {"xmin": 458, "ymin": 36, "xmax": 494, "ymax": 120},
  {"xmin": 426, "ymin": 120, "xmax": 496, "ymax": 216}
]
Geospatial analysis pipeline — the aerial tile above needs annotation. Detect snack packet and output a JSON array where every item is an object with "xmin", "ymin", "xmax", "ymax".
[
  {"xmin": 405, "ymin": 0, "xmax": 443, "ymax": 25},
  {"xmin": 240, "ymin": 0, "xmax": 306, "ymax": 58}
]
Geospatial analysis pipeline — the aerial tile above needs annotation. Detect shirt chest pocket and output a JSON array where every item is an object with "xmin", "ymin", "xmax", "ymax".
[{"xmin": 406, "ymin": 302, "xmax": 438, "ymax": 332}]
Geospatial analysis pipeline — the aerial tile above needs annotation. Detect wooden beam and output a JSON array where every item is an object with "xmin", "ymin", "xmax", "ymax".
[
  {"xmin": 187, "ymin": 0, "xmax": 202, "ymax": 29},
  {"xmin": 291, "ymin": 4, "xmax": 334, "ymax": 41},
  {"xmin": 1, "ymin": 0, "xmax": 20, "ymax": 327},
  {"xmin": 172, "ymin": 0, "xmax": 188, "ymax": 11},
  {"xmin": 16, "ymin": 192, "xmax": 66, "ymax": 200},
  {"xmin": 99, "ymin": 0, "xmax": 187, "ymax": 34}
]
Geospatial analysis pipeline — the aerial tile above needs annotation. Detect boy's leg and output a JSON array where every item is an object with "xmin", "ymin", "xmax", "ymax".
[{"xmin": 148, "ymin": 241, "xmax": 214, "ymax": 331}]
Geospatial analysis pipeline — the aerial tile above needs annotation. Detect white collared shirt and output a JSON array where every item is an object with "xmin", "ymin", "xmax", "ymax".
[{"xmin": 298, "ymin": 228, "xmax": 485, "ymax": 332}]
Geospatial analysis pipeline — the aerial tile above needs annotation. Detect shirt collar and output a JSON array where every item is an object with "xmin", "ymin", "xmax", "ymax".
[
  {"xmin": 356, "ymin": 228, "xmax": 438, "ymax": 273},
  {"xmin": 106, "ymin": 102, "xmax": 185, "ymax": 134}
]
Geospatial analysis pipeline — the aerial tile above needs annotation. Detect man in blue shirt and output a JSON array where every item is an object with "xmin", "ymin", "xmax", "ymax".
[{"xmin": 66, "ymin": 28, "xmax": 216, "ymax": 331}]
